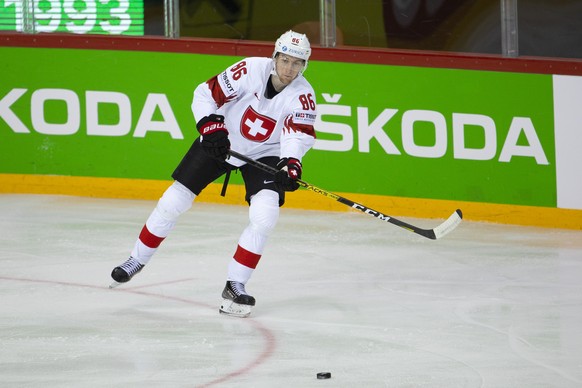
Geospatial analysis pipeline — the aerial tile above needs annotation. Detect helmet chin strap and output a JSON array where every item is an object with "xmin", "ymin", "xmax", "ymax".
[
  {"xmin": 270, "ymin": 60, "xmax": 285, "ymax": 91},
  {"xmin": 270, "ymin": 69, "xmax": 288, "ymax": 92},
  {"xmin": 270, "ymin": 58, "xmax": 278, "ymax": 76}
]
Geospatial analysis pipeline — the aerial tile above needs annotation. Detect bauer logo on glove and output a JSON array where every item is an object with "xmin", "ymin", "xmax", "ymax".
[
  {"xmin": 196, "ymin": 114, "xmax": 231, "ymax": 161},
  {"xmin": 201, "ymin": 122, "xmax": 227, "ymax": 135}
]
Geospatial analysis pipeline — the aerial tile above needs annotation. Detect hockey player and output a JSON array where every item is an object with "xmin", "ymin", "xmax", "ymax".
[{"xmin": 110, "ymin": 30, "xmax": 317, "ymax": 318}]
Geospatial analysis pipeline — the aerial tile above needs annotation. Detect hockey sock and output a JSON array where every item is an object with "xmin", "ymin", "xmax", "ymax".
[
  {"xmin": 228, "ymin": 189, "xmax": 279, "ymax": 283},
  {"xmin": 227, "ymin": 255, "xmax": 256, "ymax": 285},
  {"xmin": 131, "ymin": 181, "xmax": 196, "ymax": 264}
]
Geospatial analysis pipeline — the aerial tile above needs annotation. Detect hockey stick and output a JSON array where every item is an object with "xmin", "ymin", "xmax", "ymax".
[{"xmin": 228, "ymin": 150, "xmax": 463, "ymax": 240}]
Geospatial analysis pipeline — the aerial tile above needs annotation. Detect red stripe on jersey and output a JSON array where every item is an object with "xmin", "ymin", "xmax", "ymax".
[
  {"xmin": 139, "ymin": 225, "xmax": 165, "ymax": 248},
  {"xmin": 206, "ymin": 75, "xmax": 237, "ymax": 109},
  {"xmin": 283, "ymin": 115, "xmax": 316, "ymax": 138},
  {"xmin": 233, "ymin": 245, "xmax": 262, "ymax": 269}
]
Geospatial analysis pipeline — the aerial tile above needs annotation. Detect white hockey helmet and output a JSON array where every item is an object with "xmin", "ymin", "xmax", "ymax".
[{"xmin": 272, "ymin": 30, "xmax": 311, "ymax": 73}]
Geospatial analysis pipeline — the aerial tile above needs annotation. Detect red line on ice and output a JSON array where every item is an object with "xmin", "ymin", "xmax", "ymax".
[{"xmin": 0, "ymin": 275, "xmax": 277, "ymax": 387}]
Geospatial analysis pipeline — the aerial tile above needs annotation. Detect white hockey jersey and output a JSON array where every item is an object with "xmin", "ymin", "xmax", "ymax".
[{"xmin": 191, "ymin": 57, "xmax": 317, "ymax": 167}]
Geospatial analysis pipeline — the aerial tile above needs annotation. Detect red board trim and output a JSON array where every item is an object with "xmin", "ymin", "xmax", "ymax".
[{"xmin": 1, "ymin": 32, "xmax": 581, "ymax": 75}]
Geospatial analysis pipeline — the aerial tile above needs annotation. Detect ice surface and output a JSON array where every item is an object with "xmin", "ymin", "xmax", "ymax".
[{"xmin": 1, "ymin": 194, "xmax": 581, "ymax": 387}]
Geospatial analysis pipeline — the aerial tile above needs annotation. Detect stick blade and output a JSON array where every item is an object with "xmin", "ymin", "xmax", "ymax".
[{"xmin": 432, "ymin": 209, "xmax": 463, "ymax": 240}]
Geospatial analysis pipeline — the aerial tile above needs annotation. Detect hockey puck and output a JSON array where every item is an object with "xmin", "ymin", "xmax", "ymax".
[{"xmin": 316, "ymin": 372, "xmax": 331, "ymax": 379}]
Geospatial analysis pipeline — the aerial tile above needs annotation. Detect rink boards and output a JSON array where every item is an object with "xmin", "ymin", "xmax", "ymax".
[{"xmin": 0, "ymin": 34, "xmax": 581, "ymax": 229}]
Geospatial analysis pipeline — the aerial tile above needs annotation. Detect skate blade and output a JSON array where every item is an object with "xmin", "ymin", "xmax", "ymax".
[
  {"xmin": 219, "ymin": 299, "xmax": 252, "ymax": 318},
  {"xmin": 109, "ymin": 280, "xmax": 122, "ymax": 289}
]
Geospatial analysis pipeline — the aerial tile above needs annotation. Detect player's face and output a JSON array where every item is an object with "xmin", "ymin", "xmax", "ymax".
[{"xmin": 275, "ymin": 54, "xmax": 305, "ymax": 85}]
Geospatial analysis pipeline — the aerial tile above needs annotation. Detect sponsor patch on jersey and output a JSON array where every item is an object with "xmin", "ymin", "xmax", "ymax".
[
  {"xmin": 218, "ymin": 70, "xmax": 235, "ymax": 96},
  {"xmin": 240, "ymin": 106, "xmax": 277, "ymax": 142},
  {"xmin": 293, "ymin": 110, "xmax": 316, "ymax": 125}
]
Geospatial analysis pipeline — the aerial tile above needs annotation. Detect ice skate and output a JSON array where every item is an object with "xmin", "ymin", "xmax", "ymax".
[
  {"xmin": 219, "ymin": 281, "xmax": 256, "ymax": 318},
  {"xmin": 109, "ymin": 256, "xmax": 144, "ymax": 288}
]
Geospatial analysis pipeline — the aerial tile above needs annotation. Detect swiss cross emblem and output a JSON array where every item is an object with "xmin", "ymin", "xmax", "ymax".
[{"xmin": 240, "ymin": 106, "xmax": 276, "ymax": 142}]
